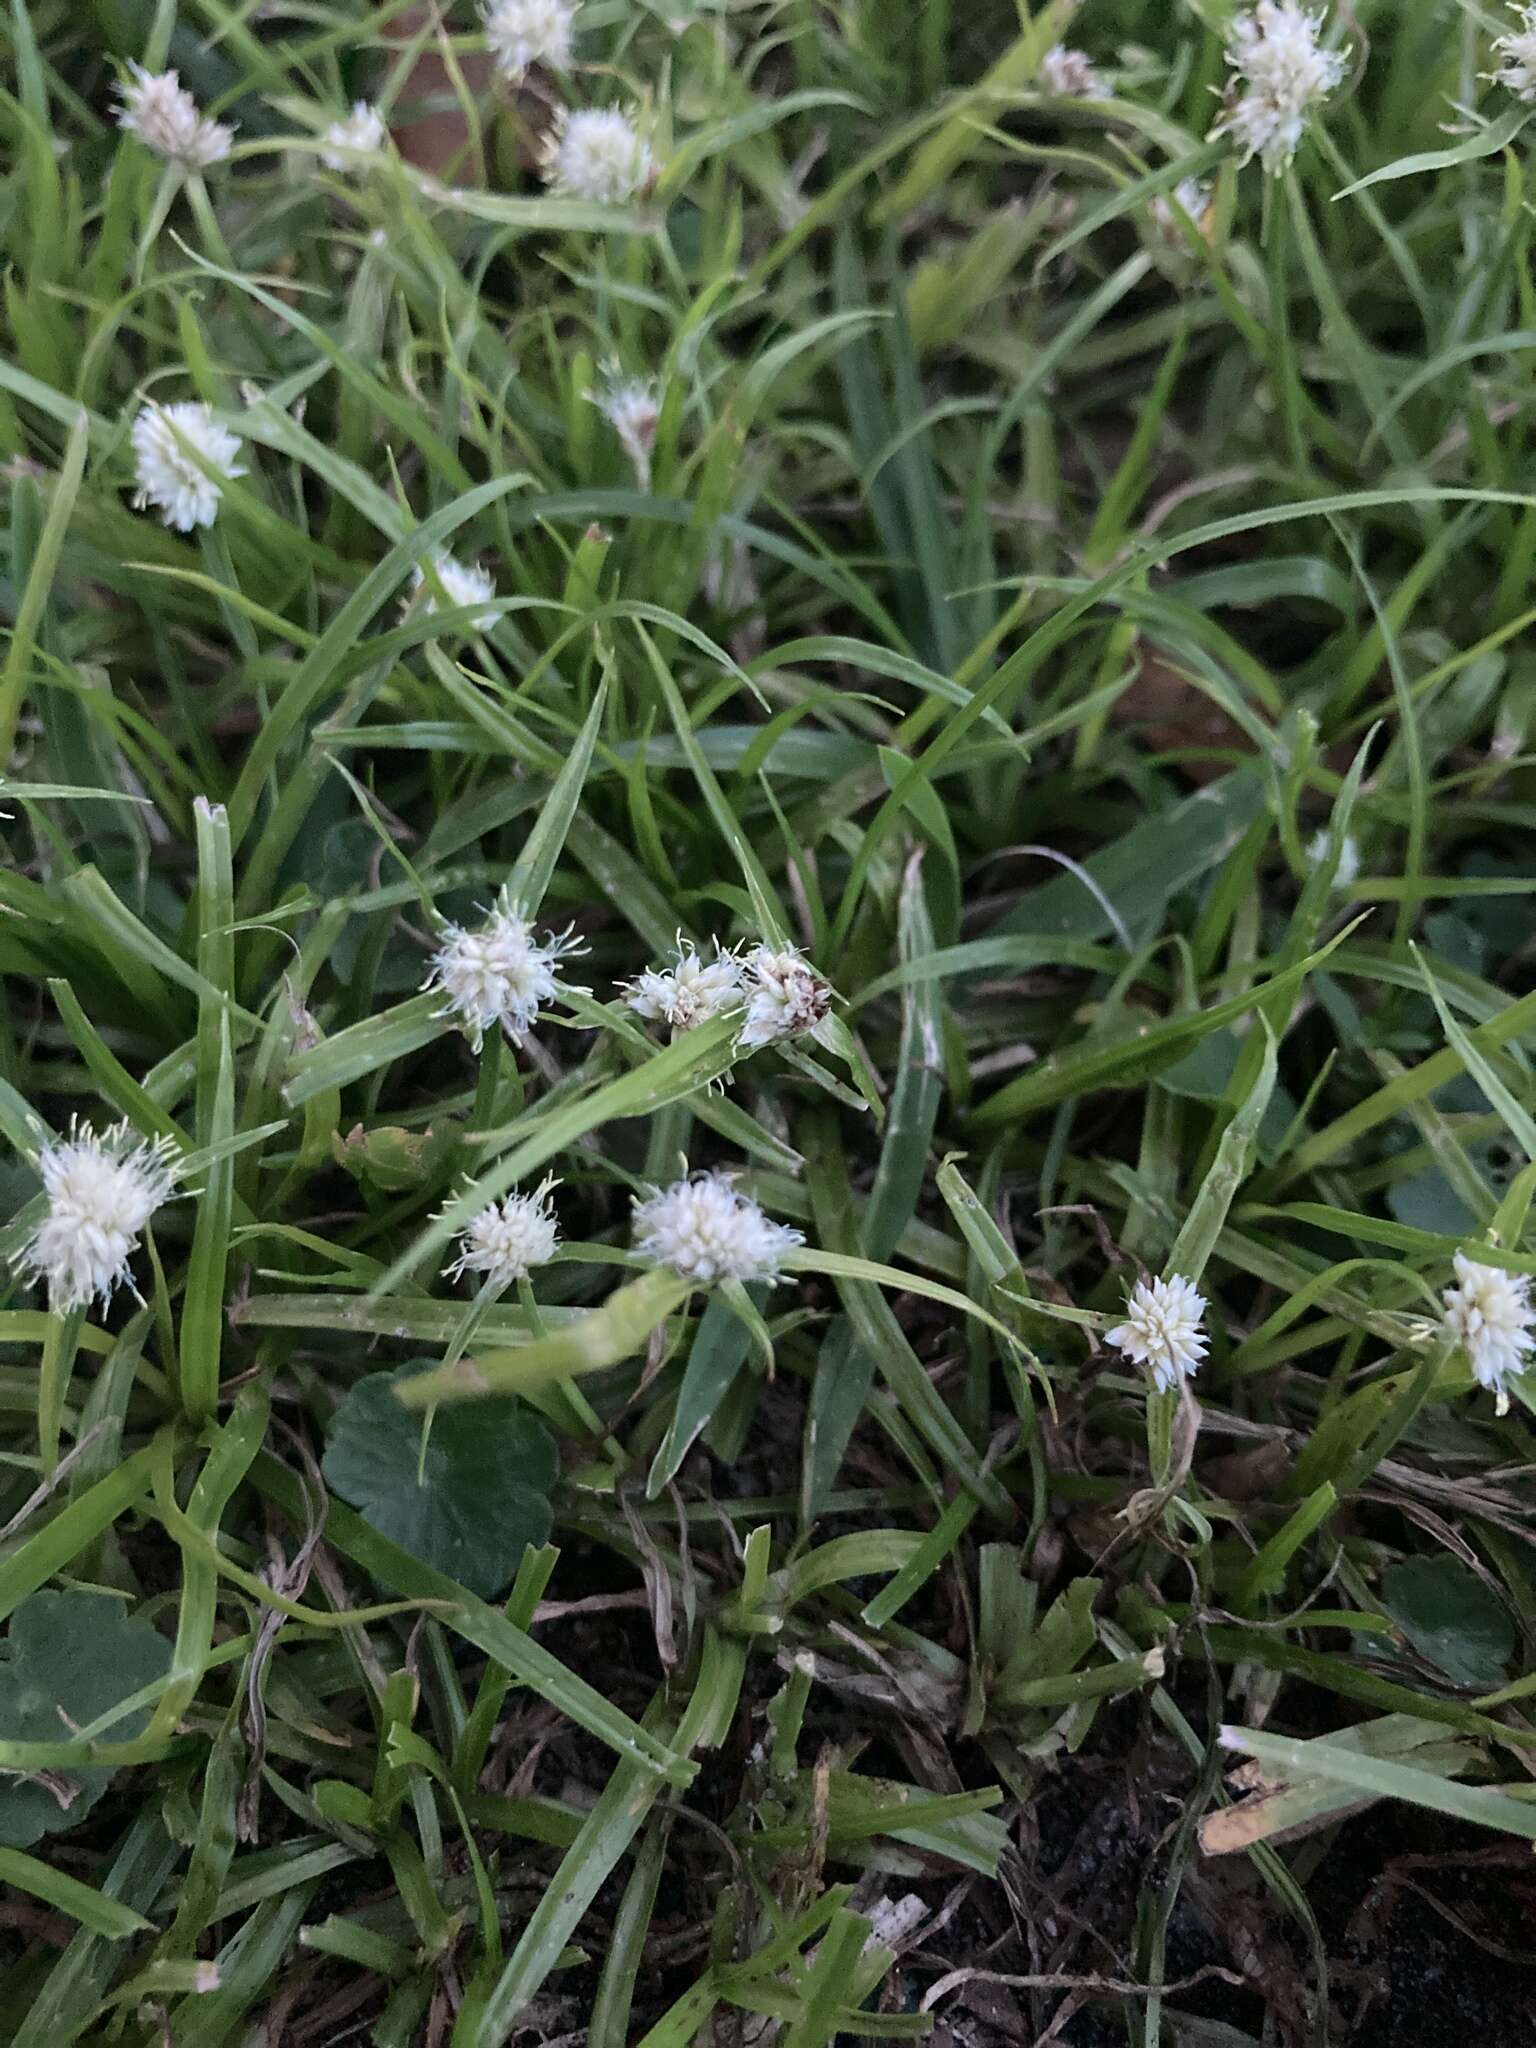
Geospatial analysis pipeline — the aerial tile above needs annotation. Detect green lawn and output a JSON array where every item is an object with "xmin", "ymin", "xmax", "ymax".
[{"xmin": 1, "ymin": 2, "xmax": 1534, "ymax": 2042}]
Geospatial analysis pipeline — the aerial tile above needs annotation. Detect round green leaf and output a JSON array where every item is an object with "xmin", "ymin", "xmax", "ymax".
[
  {"xmin": 0, "ymin": 1592, "xmax": 172, "ymax": 1848},
  {"xmin": 322, "ymin": 1363, "xmax": 557, "ymax": 1599},
  {"xmin": 1380, "ymin": 1554, "xmax": 1514, "ymax": 1690}
]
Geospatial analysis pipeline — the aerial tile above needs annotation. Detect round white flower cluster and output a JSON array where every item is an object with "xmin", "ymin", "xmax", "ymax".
[
  {"xmin": 116, "ymin": 64, "xmax": 234, "ymax": 169},
  {"xmin": 1491, "ymin": 5, "xmax": 1536, "ymax": 100},
  {"xmin": 591, "ymin": 373, "xmax": 661, "ymax": 489},
  {"xmin": 484, "ymin": 0, "xmax": 577, "ymax": 79},
  {"xmin": 1441, "ymin": 1252, "xmax": 1534, "ymax": 1403},
  {"xmin": 542, "ymin": 107, "xmax": 656, "ymax": 204},
  {"xmin": 426, "ymin": 892, "xmax": 589, "ymax": 1049},
  {"xmin": 407, "ymin": 552, "xmax": 500, "ymax": 634},
  {"xmin": 322, "ymin": 101, "xmax": 386, "ymax": 172},
  {"xmin": 15, "ymin": 1122, "xmax": 182, "ymax": 1312},
  {"xmin": 1106, "ymin": 1274, "xmax": 1210, "ymax": 1392},
  {"xmin": 1038, "ymin": 45, "xmax": 1106, "ymax": 98},
  {"xmin": 632, "ymin": 1170, "xmax": 803, "ymax": 1287},
  {"xmin": 624, "ymin": 938, "xmax": 745, "ymax": 1036},
  {"xmin": 130, "ymin": 401, "xmax": 246, "ymax": 531},
  {"xmin": 448, "ymin": 1177, "xmax": 561, "ymax": 1289},
  {"xmin": 1210, "ymin": 1, "xmax": 1347, "ymax": 172},
  {"xmin": 622, "ymin": 937, "xmax": 835, "ymax": 1052}
]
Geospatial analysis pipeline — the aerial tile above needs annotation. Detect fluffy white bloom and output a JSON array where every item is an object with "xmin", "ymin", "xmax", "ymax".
[
  {"xmin": 542, "ymin": 107, "xmax": 656, "ymax": 203},
  {"xmin": 624, "ymin": 938, "xmax": 743, "ymax": 1036},
  {"xmin": 1107, "ymin": 1274, "xmax": 1209, "ymax": 1392},
  {"xmin": 116, "ymin": 64, "xmax": 234, "ymax": 169},
  {"xmin": 591, "ymin": 372, "xmax": 661, "ymax": 490},
  {"xmin": 322, "ymin": 101, "xmax": 386, "ymax": 171},
  {"xmin": 633, "ymin": 1171, "xmax": 802, "ymax": 1287},
  {"xmin": 447, "ymin": 1177, "xmax": 560, "ymax": 1287},
  {"xmin": 1491, "ymin": 6, "xmax": 1536, "ymax": 99},
  {"xmin": 1442, "ymin": 1252, "xmax": 1534, "ymax": 1402},
  {"xmin": 1038, "ymin": 44, "xmax": 1106, "ymax": 97},
  {"xmin": 738, "ymin": 945, "xmax": 835, "ymax": 1052},
  {"xmin": 1305, "ymin": 827, "xmax": 1360, "ymax": 889},
  {"xmin": 130, "ymin": 401, "xmax": 246, "ymax": 531},
  {"xmin": 1211, "ymin": 2, "xmax": 1347, "ymax": 171},
  {"xmin": 484, "ymin": 0, "xmax": 577, "ymax": 78},
  {"xmin": 13, "ymin": 1121, "xmax": 182, "ymax": 1313},
  {"xmin": 1150, "ymin": 177, "xmax": 1214, "ymax": 244},
  {"xmin": 407, "ymin": 551, "xmax": 499, "ymax": 633},
  {"xmin": 425, "ymin": 889, "xmax": 588, "ymax": 1049}
]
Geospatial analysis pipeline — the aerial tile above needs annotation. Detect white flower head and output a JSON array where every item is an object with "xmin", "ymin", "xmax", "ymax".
[
  {"xmin": 322, "ymin": 101, "xmax": 387, "ymax": 171},
  {"xmin": 1210, "ymin": 2, "xmax": 1348, "ymax": 171},
  {"xmin": 1107, "ymin": 1273, "xmax": 1209, "ymax": 1392},
  {"xmin": 425, "ymin": 888, "xmax": 588, "ymax": 1049},
  {"xmin": 116, "ymin": 64, "xmax": 234, "ymax": 169},
  {"xmin": 591, "ymin": 371, "xmax": 662, "ymax": 490},
  {"xmin": 484, "ymin": 0, "xmax": 577, "ymax": 79},
  {"xmin": 13, "ymin": 1120, "xmax": 183, "ymax": 1313},
  {"xmin": 1150, "ymin": 177, "xmax": 1214, "ymax": 245},
  {"xmin": 624, "ymin": 936, "xmax": 744, "ymax": 1036},
  {"xmin": 542, "ymin": 107, "xmax": 656, "ymax": 204},
  {"xmin": 406, "ymin": 551, "xmax": 499, "ymax": 634},
  {"xmin": 1305, "ymin": 827, "xmax": 1360, "ymax": 889},
  {"xmin": 1492, "ymin": 6, "xmax": 1536, "ymax": 99},
  {"xmin": 447, "ymin": 1176, "xmax": 560, "ymax": 1288},
  {"xmin": 633, "ymin": 1170, "xmax": 803, "ymax": 1287},
  {"xmin": 1038, "ymin": 44, "xmax": 1106, "ymax": 97},
  {"xmin": 738, "ymin": 945, "xmax": 835, "ymax": 1052},
  {"xmin": 130, "ymin": 400, "xmax": 246, "ymax": 531},
  {"xmin": 1442, "ymin": 1252, "xmax": 1534, "ymax": 1403}
]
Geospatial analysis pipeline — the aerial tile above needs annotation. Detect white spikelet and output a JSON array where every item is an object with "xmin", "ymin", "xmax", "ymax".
[
  {"xmin": 633, "ymin": 1171, "xmax": 802, "ymax": 1287},
  {"xmin": 446, "ymin": 1177, "xmax": 561, "ymax": 1288},
  {"xmin": 130, "ymin": 401, "xmax": 246, "ymax": 531},
  {"xmin": 623, "ymin": 938, "xmax": 743, "ymax": 1037},
  {"xmin": 322, "ymin": 102, "xmax": 387, "ymax": 171},
  {"xmin": 116, "ymin": 64, "xmax": 234, "ymax": 169},
  {"xmin": 14, "ymin": 1121, "xmax": 183, "ymax": 1313},
  {"xmin": 424, "ymin": 888, "xmax": 588, "ymax": 1049},
  {"xmin": 1106, "ymin": 1274, "xmax": 1209, "ymax": 1392}
]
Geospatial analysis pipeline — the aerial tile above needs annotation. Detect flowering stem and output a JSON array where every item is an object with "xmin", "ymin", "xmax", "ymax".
[
  {"xmin": 395, "ymin": 1268, "xmax": 692, "ymax": 1408},
  {"xmin": 37, "ymin": 1307, "xmax": 84, "ymax": 1479}
]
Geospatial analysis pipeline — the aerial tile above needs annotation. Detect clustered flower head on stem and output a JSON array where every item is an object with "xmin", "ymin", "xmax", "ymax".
[
  {"xmin": 591, "ymin": 370, "xmax": 662, "ymax": 491},
  {"xmin": 322, "ymin": 101, "xmax": 387, "ymax": 172},
  {"xmin": 1038, "ymin": 44, "xmax": 1106, "ymax": 97},
  {"xmin": 632, "ymin": 1170, "xmax": 803, "ymax": 1287},
  {"xmin": 484, "ymin": 0, "xmax": 578, "ymax": 80},
  {"xmin": 13, "ymin": 1121, "xmax": 183, "ymax": 1314},
  {"xmin": 541, "ymin": 106, "xmax": 656, "ymax": 203},
  {"xmin": 424, "ymin": 888, "xmax": 589, "ymax": 1050},
  {"xmin": 1149, "ymin": 178, "xmax": 1215, "ymax": 248},
  {"xmin": 406, "ymin": 551, "xmax": 499, "ymax": 634},
  {"xmin": 1491, "ymin": 5, "xmax": 1536, "ymax": 100},
  {"xmin": 116, "ymin": 64, "xmax": 234, "ymax": 169},
  {"xmin": 1106, "ymin": 1274, "xmax": 1209, "ymax": 1392},
  {"xmin": 1442, "ymin": 1252, "xmax": 1534, "ymax": 1411},
  {"xmin": 130, "ymin": 401, "xmax": 246, "ymax": 531},
  {"xmin": 446, "ymin": 1177, "xmax": 561, "ymax": 1289},
  {"xmin": 1209, "ymin": 2, "xmax": 1348, "ymax": 172},
  {"xmin": 738, "ymin": 944, "xmax": 836, "ymax": 1052},
  {"xmin": 623, "ymin": 936, "xmax": 744, "ymax": 1038}
]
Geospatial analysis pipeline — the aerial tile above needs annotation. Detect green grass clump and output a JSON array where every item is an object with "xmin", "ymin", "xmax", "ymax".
[{"xmin": 1, "ymin": 1, "xmax": 1535, "ymax": 2041}]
